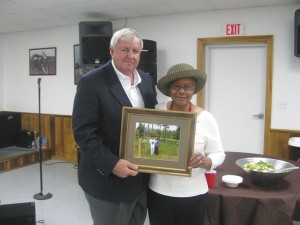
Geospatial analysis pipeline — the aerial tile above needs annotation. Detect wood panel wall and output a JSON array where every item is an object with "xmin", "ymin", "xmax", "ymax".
[
  {"xmin": 21, "ymin": 113, "xmax": 54, "ymax": 149},
  {"xmin": 265, "ymin": 129, "xmax": 300, "ymax": 160},
  {"xmin": 53, "ymin": 115, "xmax": 77, "ymax": 162},
  {"xmin": 20, "ymin": 113, "xmax": 300, "ymax": 163},
  {"xmin": 21, "ymin": 113, "xmax": 77, "ymax": 163}
]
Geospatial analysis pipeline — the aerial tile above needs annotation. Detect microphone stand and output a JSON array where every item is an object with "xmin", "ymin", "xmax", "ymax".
[{"xmin": 33, "ymin": 78, "xmax": 52, "ymax": 200}]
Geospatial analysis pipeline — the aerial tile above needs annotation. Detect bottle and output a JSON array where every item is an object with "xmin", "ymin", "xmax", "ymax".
[{"xmin": 35, "ymin": 137, "xmax": 40, "ymax": 149}]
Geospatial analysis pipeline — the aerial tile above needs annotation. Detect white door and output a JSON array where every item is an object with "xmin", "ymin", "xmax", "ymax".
[{"xmin": 205, "ymin": 44, "xmax": 266, "ymax": 154}]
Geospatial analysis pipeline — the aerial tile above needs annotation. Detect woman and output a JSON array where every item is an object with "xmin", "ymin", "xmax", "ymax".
[{"xmin": 148, "ymin": 63, "xmax": 225, "ymax": 225}]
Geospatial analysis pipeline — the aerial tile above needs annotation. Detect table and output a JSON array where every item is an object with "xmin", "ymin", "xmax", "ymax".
[{"xmin": 204, "ymin": 152, "xmax": 300, "ymax": 225}]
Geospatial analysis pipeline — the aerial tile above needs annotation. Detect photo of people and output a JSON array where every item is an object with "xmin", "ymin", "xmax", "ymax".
[{"xmin": 133, "ymin": 122, "xmax": 180, "ymax": 161}]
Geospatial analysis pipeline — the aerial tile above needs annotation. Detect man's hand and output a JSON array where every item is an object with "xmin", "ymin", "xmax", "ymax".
[{"xmin": 112, "ymin": 159, "xmax": 139, "ymax": 178}]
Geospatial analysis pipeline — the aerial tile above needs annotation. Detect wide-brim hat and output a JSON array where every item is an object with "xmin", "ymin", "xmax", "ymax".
[{"xmin": 157, "ymin": 63, "xmax": 207, "ymax": 97}]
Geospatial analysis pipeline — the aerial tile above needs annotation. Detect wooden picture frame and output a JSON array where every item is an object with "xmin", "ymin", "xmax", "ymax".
[
  {"xmin": 120, "ymin": 107, "xmax": 197, "ymax": 177},
  {"xmin": 29, "ymin": 47, "xmax": 56, "ymax": 75}
]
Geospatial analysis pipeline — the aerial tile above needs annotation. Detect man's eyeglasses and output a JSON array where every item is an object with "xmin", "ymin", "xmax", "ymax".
[{"xmin": 169, "ymin": 84, "xmax": 195, "ymax": 92}]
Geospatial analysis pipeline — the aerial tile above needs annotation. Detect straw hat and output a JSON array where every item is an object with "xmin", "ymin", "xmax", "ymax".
[{"xmin": 157, "ymin": 63, "xmax": 207, "ymax": 97}]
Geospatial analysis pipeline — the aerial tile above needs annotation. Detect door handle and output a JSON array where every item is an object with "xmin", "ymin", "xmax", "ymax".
[{"xmin": 252, "ymin": 113, "xmax": 264, "ymax": 119}]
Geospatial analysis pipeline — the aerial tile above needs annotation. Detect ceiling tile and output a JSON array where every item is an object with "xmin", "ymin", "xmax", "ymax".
[{"xmin": 0, "ymin": 0, "xmax": 298, "ymax": 34}]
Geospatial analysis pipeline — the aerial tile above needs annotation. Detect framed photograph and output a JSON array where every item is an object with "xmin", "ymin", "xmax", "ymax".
[
  {"xmin": 73, "ymin": 44, "xmax": 95, "ymax": 84},
  {"xmin": 29, "ymin": 47, "xmax": 56, "ymax": 75},
  {"xmin": 120, "ymin": 107, "xmax": 197, "ymax": 177}
]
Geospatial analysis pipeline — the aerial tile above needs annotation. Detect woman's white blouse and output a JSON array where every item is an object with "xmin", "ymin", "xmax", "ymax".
[{"xmin": 149, "ymin": 107, "xmax": 225, "ymax": 197}]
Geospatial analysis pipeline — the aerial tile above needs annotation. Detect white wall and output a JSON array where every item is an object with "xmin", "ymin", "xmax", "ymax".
[
  {"xmin": 2, "ymin": 25, "xmax": 79, "ymax": 115},
  {"xmin": 2, "ymin": 4, "xmax": 300, "ymax": 129},
  {"xmin": 0, "ymin": 34, "xmax": 3, "ymax": 111}
]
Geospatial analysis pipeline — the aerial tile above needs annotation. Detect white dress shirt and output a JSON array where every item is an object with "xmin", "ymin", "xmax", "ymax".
[{"xmin": 112, "ymin": 60, "xmax": 145, "ymax": 108}]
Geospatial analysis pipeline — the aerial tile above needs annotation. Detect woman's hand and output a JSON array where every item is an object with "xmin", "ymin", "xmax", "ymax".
[{"xmin": 189, "ymin": 153, "xmax": 212, "ymax": 170}]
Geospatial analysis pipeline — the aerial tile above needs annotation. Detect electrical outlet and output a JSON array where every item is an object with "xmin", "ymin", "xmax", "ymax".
[{"xmin": 278, "ymin": 101, "xmax": 287, "ymax": 109}]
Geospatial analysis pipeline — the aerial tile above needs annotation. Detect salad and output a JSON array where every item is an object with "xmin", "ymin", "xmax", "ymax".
[{"xmin": 242, "ymin": 160, "xmax": 275, "ymax": 172}]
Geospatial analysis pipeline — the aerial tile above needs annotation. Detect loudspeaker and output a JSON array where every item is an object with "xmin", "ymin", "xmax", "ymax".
[
  {"xmin": 140, "ymin": 39, "xmax": 157, "ymax": 63},
  {"xmin": 138, "ymin": 62, "xmax": 157, "ymax": 84},
  {"xmin": 295, "ymin": 9, "xmax": 300, "ymax": 57},
  {"xmin": 138, "ymin": 39, "xmax": 157, "ymax": 84},
  {"xmin": 79, "ymin": 21, "xmax": 113, "ymax": 66},
  {"xmin": 0, "ymin": 202, "xmax": 36, "ymax": 225},
  {"xmin": 15, "ymin": 130, "xmax": 34, "ymax": 148},
  {"xmin": 0, "ymin": 112, "xmax": 21, "ymax": 148}
]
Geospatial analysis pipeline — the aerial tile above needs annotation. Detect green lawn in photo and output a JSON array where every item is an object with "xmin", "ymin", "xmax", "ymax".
[{"xmin": 134, "ymin": 138, "xmax": 179, "ymax": 161}]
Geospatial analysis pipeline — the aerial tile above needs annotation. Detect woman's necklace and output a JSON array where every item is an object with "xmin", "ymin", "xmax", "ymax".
[{"xmin": 169, "ymin": 101, "xmax": 192, "ymax": 112}]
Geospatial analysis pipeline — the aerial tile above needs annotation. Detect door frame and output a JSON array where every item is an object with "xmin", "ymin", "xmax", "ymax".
[{"xmin": 197, "ymin": 35, "xmax": 273, "ymax": 155}]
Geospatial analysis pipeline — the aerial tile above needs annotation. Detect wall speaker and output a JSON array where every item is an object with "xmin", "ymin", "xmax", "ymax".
[
  {"xmin": 0, "ymin": 112, "xmax": 21, "ymax": 148},
  {"xmin": 15, "ymin": 130, "xmax": 35, "ymax": 148},
  {"xmin": 295, "ymin": 9, "xmax": 300, "ymax": 57},
  {"xmin": 138, "ymin": 62, "xmax": 157, "ymax": 85},
  {"xmin": 79, "ymin": 21, "xmax": 113, "ymax": 66},
  {"xmin": 0, "ymin": 202, "xmax": 36, "ymax": 225},
  {"xmin": 138, "ymin": 39, "xmax": 157, "ymax": 84}
]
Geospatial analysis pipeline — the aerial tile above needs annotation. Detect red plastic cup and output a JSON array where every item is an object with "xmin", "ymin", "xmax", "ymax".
[{"xmin": 205, "ymin": 170, "xmax": 217, "ymax": 188}]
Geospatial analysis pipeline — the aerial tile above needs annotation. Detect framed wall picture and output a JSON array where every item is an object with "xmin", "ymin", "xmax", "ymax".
[
  {"xmin": 29, "ymin": 47, "xmax": 56, "ymax": 75},
  {"xmin": 73, "ymin": 44, "xmax": 95, "ymax": 84},
  {"xmin": 120, "ymin": 107, "xmax": 197, "ymax": 177}
]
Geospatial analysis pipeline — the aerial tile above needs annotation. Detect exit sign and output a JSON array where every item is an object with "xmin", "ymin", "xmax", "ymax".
[{"xmin": 223, "ymin": 24, "xmax": 244, "ymax": 36}]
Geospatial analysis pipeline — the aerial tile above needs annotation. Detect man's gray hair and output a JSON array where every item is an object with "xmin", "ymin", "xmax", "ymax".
[{"xmin": 110, "ymin": 28, "xmax": 143, "ymax": 49}]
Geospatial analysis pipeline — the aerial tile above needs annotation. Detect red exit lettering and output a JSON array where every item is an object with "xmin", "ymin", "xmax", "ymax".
[{"xmin": 224, "ymin": 24, "xmax": 243, "ymax": 36}]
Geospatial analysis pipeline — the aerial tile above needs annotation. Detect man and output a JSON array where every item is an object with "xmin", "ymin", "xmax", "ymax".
[{"xmin": 72, "ymin": 28, "xmax": 157, "ymax": 225}]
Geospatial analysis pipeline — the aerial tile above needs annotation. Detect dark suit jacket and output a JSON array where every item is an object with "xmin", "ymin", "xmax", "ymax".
[{"xmin": 72, "ymin": 61, "xmax": 157, "ymax": 202}]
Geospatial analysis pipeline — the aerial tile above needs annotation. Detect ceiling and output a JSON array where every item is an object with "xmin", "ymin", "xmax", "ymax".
[{"xmin": 0, "ymin": 0, "xmax": 299, "ymax": 34}]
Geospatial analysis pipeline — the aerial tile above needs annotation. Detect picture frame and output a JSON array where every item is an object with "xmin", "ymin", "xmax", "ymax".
[
  {"xmin": 29, "ymin": 47, "xmax": 56, "ymax": 75},
  {"xmin": 73, "ymin": 44, "xmax": 95, "ymax": 84},
  {"xmin": 120, "ymin": 107, "xmax": 197, "ymax": 177}
]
